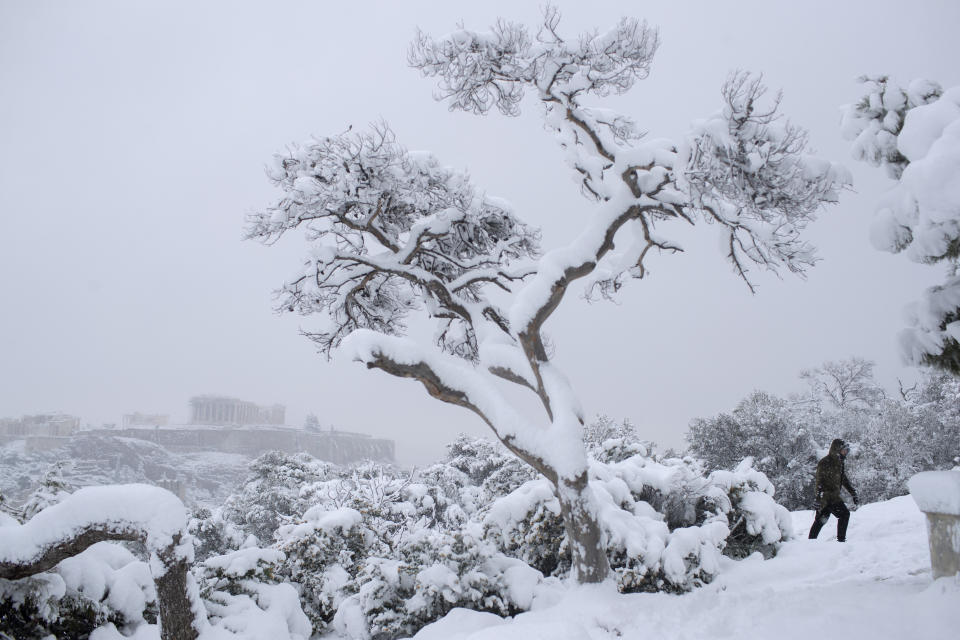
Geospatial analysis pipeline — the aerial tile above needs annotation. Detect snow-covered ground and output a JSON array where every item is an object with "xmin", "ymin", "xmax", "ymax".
[{"xmin": 408, "ymin": 496, "xmax": 958, "ymax": 640}]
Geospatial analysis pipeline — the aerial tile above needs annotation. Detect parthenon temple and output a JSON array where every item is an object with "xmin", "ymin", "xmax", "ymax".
[{"xmin": 189, "ymin": 395, "xmax": 285, "ymax": 426}]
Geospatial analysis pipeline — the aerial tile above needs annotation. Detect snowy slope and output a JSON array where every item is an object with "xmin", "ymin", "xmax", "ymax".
[{"xmin": 407, "ymin": 496, "xmax": 958, "ymax": 640}]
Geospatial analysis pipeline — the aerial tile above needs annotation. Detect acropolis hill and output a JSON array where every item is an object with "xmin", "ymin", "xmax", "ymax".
[{"xmin": 3, "ymin": 395, "xmax": 395, "ymax": 465}]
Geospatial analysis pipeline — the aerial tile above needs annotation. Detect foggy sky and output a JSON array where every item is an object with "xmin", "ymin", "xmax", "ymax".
[{"xmin": 2, "ymin": 0, "xmax": 958, "ymax": 465}]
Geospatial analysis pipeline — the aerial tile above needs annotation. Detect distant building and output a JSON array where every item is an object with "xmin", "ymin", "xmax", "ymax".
[
  {"xmin": 122, "ymin": 412, "xmax": 169, "ymax": 428},
  {"xmin": 189, "ymin": 395, "xmax": 285, "ymax": 426},
  {"xmin": 0, "ymin": 413, "xmax": 79, "ymax": 438}
]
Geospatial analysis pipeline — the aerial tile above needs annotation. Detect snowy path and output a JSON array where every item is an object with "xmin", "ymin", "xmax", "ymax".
[{"xmin": 411, "ymin": 496, "xmax": 959, "ymax": 640}]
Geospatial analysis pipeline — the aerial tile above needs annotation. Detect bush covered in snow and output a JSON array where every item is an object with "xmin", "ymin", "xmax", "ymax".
[
  {"xmin": 220, "ymin": 451, "xmax": 344, "ymax": 545},
  {"xmin": 483, "ymin": 435, "xmax": 791, "ymax": 593},
  {"xmin": 1, "ymin": 425, "xmax": 798, "ymax": 640},
  {"xmin": 191, "ymin": 425, "xmax": 793, "ymax": 639}
]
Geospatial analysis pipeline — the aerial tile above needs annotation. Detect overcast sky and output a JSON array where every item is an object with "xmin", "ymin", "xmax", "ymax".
[{"xmin": 2, "ymin": 0, "xmax": 958, "ymax": 465}]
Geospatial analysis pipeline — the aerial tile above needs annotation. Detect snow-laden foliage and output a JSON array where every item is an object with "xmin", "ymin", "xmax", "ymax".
[
  {"xmin": 687, "ymin": 359, "xmax": 960, "ymax": 508},
  {"xmin": 842, "ymin": 76, "xmax": 960, "ymax": 374},
  {"xmin": 248, "ymin": 123, "xmax": 540, "ymax": 361},
  {"xmin": 332, "ymin": 528, "xmax": 539, "ymax": 640},
  {"xmin": 189, "ymin": 506, "xmax": 247, "ymax": 563},
  {"xmin": 199, "ymin": 428, "xmax": 792, "ymax": 639},
  {"xmin": 197, "ymin": 547, "xmax": 311, "ymax": 640},
  {"xmin": 483, "ymin": 440, "xmax": 790, "ymax": 593},
  {"xmin": 220, "ymin": 451, "xmax": 343, "ymax": 545},
  {"xmin": 249, "ymin": 8, "xmax": 846, "ymax": 584}
]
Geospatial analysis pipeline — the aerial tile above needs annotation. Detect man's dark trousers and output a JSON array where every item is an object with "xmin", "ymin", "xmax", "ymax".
[{"xmin": 808, "ymin": 501, "xmax": 850, "ymax": 542}]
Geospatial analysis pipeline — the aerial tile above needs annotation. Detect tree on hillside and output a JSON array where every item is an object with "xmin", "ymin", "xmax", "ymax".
[
  {"xmin": 841, "ymin": 76, "xmax": 960, "ymax": 375},
  {"xmin": 247, "ymin": 9, "xmax": 846, "ymax": 583}
]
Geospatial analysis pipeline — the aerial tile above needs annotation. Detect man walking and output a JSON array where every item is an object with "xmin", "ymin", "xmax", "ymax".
[{"xmin": 809, "ymin": 438, "xmax": 859, "ymax": 542}]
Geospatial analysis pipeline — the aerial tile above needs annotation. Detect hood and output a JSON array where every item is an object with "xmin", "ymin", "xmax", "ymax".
[{"xmin": 829, "ymin": 438, "xmax": 847, "ymax": 456}]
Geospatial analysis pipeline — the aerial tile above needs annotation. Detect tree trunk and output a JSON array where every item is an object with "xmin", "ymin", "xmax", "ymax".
[
  {"xmin": 557, "ymin": 472, "xmax": 610, "ymax": 583},
  {"xmin": 154, "ymin": 549, "xmax": 200, "ymax": 640}
]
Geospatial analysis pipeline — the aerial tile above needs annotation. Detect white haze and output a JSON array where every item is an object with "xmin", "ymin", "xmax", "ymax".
[{"xmin": 1, "ymin": 0, "xmax": 958, "ymax": 465}]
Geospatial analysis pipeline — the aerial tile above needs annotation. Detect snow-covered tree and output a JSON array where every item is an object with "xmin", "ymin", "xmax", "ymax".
[
  {"xmin": 842, "ymin": 76, "xmax": 960, "ymax": 375},
  {"xmin": 21, "ymin": 461, "xmax": 73, "ymax": 520},
  {"xmin": 798, "ymin": 357, "xmax": 886, "ymax": 410},
  {"xmin": 904, "ymin": 368, "xmax": 960, "ymax": 469},
  {"xmin": 248, "ymin": 9, "xmax": 846, "ymax": 583}
]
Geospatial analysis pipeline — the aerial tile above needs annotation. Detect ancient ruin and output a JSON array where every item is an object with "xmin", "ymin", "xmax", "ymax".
[{"xmin": 188, "ymin": 395, "xmax": 284, "ymax": 427}]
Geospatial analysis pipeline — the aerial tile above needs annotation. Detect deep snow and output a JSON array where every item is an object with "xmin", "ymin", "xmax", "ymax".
[{"xmin": 406, "ymin": 496, "xmax": 958, "ymax": 640}]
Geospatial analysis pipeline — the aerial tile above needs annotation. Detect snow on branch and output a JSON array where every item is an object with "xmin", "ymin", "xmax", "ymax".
[
  {"xmin": 842, "ymin": 76, "xmax": 960, "ymax": 373},
  {"xmin": 683, "ymin": 72, "xmax": 851, "ymax": 290},
  {"xmin": 246, "ymin": 123, "xmax": 539, "ymax": 360},
  {"xmin": 341, "ymin": 329, "xmax": 587, "ymax": 481},
  {"xmin": 0, "ymin": 484, "xmax": 205, "ymax": 640},
  {"xmin": 409, "ymin": 7, "xmax": 659, "ymax": 116}
]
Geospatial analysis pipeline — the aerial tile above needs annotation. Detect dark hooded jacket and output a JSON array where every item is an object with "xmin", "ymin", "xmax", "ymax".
[{"xmin": 815, "ymin": 439, "xmax": 858, "ymax": 505}]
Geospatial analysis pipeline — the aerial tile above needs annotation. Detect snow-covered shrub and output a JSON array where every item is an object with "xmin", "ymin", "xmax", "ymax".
[
  {"xmin": 482, "ymin": 479, "xmax": 569, "ymax": 578},
  {"xmin": 704, "ymin": 459, "xmax": 794, "ymax": 559},
  {"xmin": 190, "ymin": 505, "xmax": 247, "ymax": 562},
  {"xmin": 198, "ymin": 546, "xmax": 312, "ymax": 639},
  {"xmin": 481, "ymin": 445, "xmax": 791, "ymax": 594},
  {"xmin": 199, "ymin": 436, "xmax": 797, "ymax": 638},
  {"xmin": 275, "ymin": 507, "xmax": 379, "ymax": 632},
  {"xmin": 334, "ymin": 528, "xmax": 541, "ymax": 640},
  {"xmin": 438, "ymin": 434, "xmax": 539, "ymax": 503},
  {"xmin": 595, "ymin": 452, "xmax": 788, "ymax": 590},
  {"xmin": 584, "ymin": 416, "xmax": 652, "ymax": 464},
  {"xmin": 221, "ymin": 451, "xmax": 342, "ymax": 544},
  {"xmin": 444, "ymin": 435, "xmax": 509, "ymax": 485}
]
